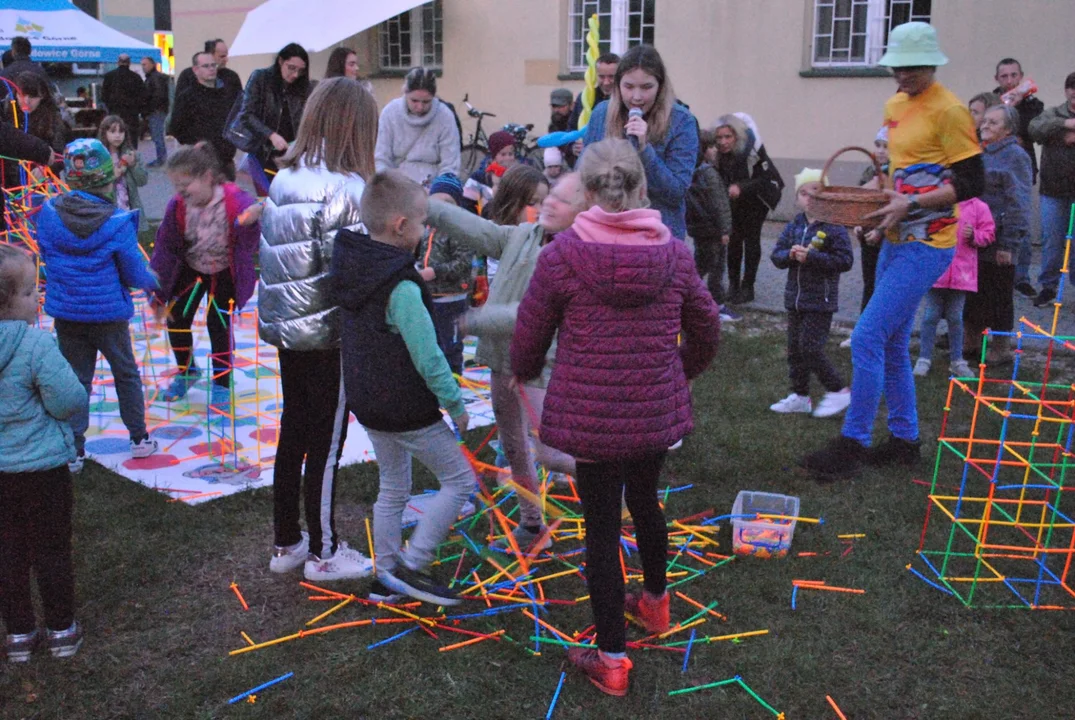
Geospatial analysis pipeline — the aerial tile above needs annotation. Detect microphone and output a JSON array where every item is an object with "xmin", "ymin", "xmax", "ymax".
[{"xmin": 627, "ymin": 107, "xmax": 643, "ymax": 149}]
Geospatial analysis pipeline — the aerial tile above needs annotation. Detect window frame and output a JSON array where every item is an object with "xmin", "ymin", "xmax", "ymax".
[
  {"xmin": 379, "ymin": 0, "xmax": 443, "ymax": 72},
  {"xmin": 566, "ymin": 0, "xmax": 656, "ymax": 74},
  {"xmin": 809, "ymin": 0, "xmax": 931, "ymax": 69}
]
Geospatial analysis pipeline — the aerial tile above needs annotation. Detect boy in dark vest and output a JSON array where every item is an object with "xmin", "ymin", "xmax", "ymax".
[{"xmin": 332, "ymin": 170, "xmax": 474, "ymax": 606}]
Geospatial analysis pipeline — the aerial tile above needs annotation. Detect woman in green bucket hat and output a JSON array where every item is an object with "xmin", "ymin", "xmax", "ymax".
[{"xmin": 800, "ymin": 22, "xmax": 986, "ymax": 481}]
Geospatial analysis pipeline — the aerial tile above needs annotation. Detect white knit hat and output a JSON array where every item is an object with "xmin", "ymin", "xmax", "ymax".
[
  {"xmin": 543, "ymin": 147, "xmax": 563, "ymax": 167},
  {"xmin": 794, "ymin": 167, "xmax": 823, "ymax": 191}
]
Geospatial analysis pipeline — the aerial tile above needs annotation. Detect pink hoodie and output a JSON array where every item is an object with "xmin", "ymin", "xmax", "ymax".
[{"xmin": 933, "ymin": 198, "xmax": 995, "ymax": 292}]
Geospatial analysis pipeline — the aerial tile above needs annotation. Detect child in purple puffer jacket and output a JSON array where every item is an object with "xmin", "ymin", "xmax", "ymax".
[{"xmin": 511, "ymin": 139, "xmax": 721, "ymax": 698}]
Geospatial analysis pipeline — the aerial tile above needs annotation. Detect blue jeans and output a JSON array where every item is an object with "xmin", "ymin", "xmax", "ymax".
[
  {"xmin": 1013, "ymin": 233, "xmax": 1033, "ymax": 287},
  {"xmin": 1037, "ymin": 195, "xmax": 1075, "ymax": 291},
  {"xmin": 918, "ymin": 288, "xmax": 965, "ymax": 363},
  {"xmin": 54, "ymin": 319, "xmax": 148, "ymax": 454},
  {"xmin": 147, "ymin": 111, "xmax": 167, "ymax": 163},
  {"xmin": 843, "ymin": 241, "xmax": 955, "ymax": 446}
]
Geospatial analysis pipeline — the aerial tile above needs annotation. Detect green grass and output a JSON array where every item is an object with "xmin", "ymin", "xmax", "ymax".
[{"xmin": 3, "ymin": 315, "xmax": 1074, "ymax": 719}]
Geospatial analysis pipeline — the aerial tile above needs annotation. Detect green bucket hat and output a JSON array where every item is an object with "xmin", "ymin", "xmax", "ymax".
[{"xmin": 877, "ymin": 21, "xmax": 948, "ymax": 68}]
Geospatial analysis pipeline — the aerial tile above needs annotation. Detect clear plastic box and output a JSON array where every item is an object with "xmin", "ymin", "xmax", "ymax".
[{"xmin": 731, "ymin": 491, "xmax": 800, "ymax": 559}]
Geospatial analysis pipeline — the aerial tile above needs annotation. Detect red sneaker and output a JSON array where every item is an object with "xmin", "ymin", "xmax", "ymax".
[
  {"xmin": 567, "ymin": 647, "xmax": 633, "ymax": 696},
  {"xmin": 625, "ymin": 590, "xmax": 670, "ymax": 634}
]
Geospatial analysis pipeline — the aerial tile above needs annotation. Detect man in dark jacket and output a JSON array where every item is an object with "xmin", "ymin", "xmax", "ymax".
[
  {"xmin": 169, "ymin": 51, "xmax": 241, "ymax": 180},
  {"xmin": 548, "ymin": 88, "xmax": 577, "ymax": 167},
  {"xmin": 0, "ymin": 37, "xmax": 49, "ymax": 90},
  {"xmin": 141, "ymin": 56, "xmax": 170, "ymax": 167},
  {"xmin": 567, "ymin": 53, "xmax": 619, "ymax": 131},
  {"xmin": 1027, "ymin": 72, "xmax": 1075, "ymax": 308},
  {"xmin": 993, "ymin": 58, "xmax": 1046, "ymax": 297},
  {"xmin": 993, "ymin": 58, "xmax": 1045, "ymax": 182},
  {"xmin": 176, "ymin": 39, "xmax": 242, "ymax": 98},
  {"xmin": 101, "ymin": 54, "xmax": 145, "ymax": 141}
]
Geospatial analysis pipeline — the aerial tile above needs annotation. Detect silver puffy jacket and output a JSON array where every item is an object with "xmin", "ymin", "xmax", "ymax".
[{"xmin": 258, "ymin": 163, "xmax": 366, "ymax": 351}]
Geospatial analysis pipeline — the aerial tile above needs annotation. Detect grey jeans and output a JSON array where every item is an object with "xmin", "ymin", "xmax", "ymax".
[
  {"xmin": 54, "ymin": 319, "xmax": 148, "ymax": 453},
  {"xmin": 367, "ymin": 420, "xmax": 475, "ymax": 573}
]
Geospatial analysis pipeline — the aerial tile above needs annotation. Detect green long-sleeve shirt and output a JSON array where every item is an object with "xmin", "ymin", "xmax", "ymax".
[{"xmin": 386, "ymin": 280, "xmax": 466, "ymax": 421}]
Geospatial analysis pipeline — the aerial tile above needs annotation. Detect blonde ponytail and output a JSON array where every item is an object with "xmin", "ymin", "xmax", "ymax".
[{"xmin": 579, "ymin": 139, "xmax": 647, "ymax": 212}]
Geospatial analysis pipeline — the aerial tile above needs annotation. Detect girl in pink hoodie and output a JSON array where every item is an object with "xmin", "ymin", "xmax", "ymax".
[
  {"xmin": 913, "ymin": 198, "xmax": 995, "ymax": 378},
  {"xmin": 512, "ymin": 139, "xmax": 721, "ymax": 697}
]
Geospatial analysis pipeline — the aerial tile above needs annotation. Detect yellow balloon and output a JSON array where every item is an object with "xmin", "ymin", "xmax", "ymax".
[{"xmin": 578, "ymin": 13, "xmax": 600, "ymax": 130}]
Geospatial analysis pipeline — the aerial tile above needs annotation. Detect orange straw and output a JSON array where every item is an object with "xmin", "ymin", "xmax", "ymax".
[
  {"xmin": 438, "ymin": 629, "xmax": 504, "ymax": 652},
  {"xmin": 827, "ymin": 695, "xmax": 848, "ymax": 719},
  {"xmin": 229, "ymin": 582, "xmax": 249, "ymax": 611}
]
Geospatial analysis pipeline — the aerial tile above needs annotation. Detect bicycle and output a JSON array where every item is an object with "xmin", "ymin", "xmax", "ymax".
[{"xmin": 459, "ymin": 94, "xmax": 544, "ymax": 178}]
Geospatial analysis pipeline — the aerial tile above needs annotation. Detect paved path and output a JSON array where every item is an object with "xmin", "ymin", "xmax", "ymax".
[
  {"xmin": 135, "ymin": 138, "xmax": 1074, "ymax": 339},
  {"xmin": 740, "ymin": 221, "xmax": 1075, "ymax": 339}
]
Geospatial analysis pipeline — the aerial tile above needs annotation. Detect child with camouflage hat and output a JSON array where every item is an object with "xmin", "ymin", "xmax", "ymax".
[{"xmin": 36, "ymin": 138, "xmax": 160, "ymax": 472}]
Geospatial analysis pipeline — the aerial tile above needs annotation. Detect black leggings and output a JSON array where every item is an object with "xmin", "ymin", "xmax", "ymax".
[
  {"xmin": 860, "ymin": 242, "xmax": 881, "ymax": 312},
  {"xmin": 964, "ymin": 259, "xmax": 1015, "ymax": 333},
  {"xmin": 0, "ymin": 466, "xmax": 75, "ymax": 634},
  {"xmin": 273, "ymin": 348, "xmax": 350, "ymax": 559},
  {"xmin": 576, "ymin": 452, "xmax": 668, "ymax": 653},
  {"xmin": 167, "ymin": 265, "xmax": 235, "ymax": 388},
  {"xmin": 727, "ymin": 212, "xmax": 766, "ymax": 292}
]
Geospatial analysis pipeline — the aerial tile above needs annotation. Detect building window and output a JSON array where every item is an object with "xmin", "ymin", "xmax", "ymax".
[
  {"xmin": 568, "ymin": 0, "xmax": 655, "ymax": 73},
  {"xmin": 380, "ymin": 0, "xmax": 442, "ymax": 71},
  {"xmin": 811, "ymin": 0, "xmax": 931, "ymax": 67}
]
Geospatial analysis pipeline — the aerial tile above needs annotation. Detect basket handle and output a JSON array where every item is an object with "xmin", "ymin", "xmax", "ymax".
[{"xmin": 820, "ymin": 146, "xmax": 883, "ymax": 187}]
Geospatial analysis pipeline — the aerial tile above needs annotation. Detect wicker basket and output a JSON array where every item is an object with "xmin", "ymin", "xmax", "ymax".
[{"xmin": 805, "ymin": 146, "xmax": 889, "ymax": 229}]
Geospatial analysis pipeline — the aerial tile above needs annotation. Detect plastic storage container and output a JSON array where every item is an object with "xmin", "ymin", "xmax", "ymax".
[{"xmin": 731, "ymin": 491, "xmax": 800, "ymax": 559}]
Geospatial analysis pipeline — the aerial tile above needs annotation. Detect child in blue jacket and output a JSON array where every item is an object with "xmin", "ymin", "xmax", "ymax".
[
  {"xmin": 36, "ymin": 139, "xmax": 160, "ymax": 472},
  {"xmin": 0, "ymin": 245, "xmax": 88, "ymax": 662},
  {"xmin": 770, "ymin": 169, "xmax": 854, "ymax": 419}
]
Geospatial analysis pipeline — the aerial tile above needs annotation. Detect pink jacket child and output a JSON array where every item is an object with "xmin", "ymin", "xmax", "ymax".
[
  {"xmin": 933, "ymin": 198, "xmax": 995, "ymax": 292},
  {"xmin": 511, "ymin": 206, "xmax": 721, "ymax": 461}
]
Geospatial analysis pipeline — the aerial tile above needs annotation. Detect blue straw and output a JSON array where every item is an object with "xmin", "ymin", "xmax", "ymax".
[
  {"xmin": 681, "ymin": 628, "xmax": 696, "ymax": 673},
  {"xmin": 227, "ymin": 672, "xmax": 294, "ymax": 704},
  {"xmin": 367, "ymin": 626, "xmax": 418, "ymax": 650},
  {"xmin": 791, "ymin": 585, "xmax": 799, "ymax": 609},
  {"xmin": 546, "ymin": 671, "xmax": 567, "ymax": 719}
]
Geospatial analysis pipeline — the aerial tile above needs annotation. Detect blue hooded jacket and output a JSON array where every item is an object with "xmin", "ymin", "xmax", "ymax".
[
  {"xmin": 36, "ymin": 191, "xmax": 157, "ymax": 323},
  {"xmin": 0, "ymin": 321, "xmax": 85, "ymax": 473}
]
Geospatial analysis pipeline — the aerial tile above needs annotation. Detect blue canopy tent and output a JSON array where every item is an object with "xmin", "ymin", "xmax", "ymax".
[{"xmin": 0, "ymin": 0, "xmax": 160, "ymax": 64}]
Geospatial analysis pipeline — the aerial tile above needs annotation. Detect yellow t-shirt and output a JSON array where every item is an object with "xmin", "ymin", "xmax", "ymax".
[{"xmin": 884, "ymin": 82, "xmax": 981, "ymax": 249}]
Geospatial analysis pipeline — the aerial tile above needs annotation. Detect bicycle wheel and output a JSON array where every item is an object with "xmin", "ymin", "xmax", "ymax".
[{"xmin": 460, "ymin": 143, "xmax": 487, "ymax": 180}]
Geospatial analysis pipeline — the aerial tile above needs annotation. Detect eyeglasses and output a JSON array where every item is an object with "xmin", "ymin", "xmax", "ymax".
[{"xmin": 283, "ymin": 63, "xmax": 306, "ymax": 74}]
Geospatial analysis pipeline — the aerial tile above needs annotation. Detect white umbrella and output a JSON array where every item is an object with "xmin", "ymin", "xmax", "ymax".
[
  {"xmin": 229, "ymin": 0, "xmax": 429, "ymax": 56},
  {"xmin": 0, "ymin": 0, "xmax": 161, "ymax": 64}
]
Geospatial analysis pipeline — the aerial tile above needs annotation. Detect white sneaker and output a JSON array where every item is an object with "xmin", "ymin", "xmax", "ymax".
[
  {"xmin": 68, "ymin": 452, "xmax": 85, "ymax": 474},
  {"xmin": 269, "ymin": 531, "xmax": 308, "ymax": 574},
  {"xmin": 913, "ymin": 358, "xmax": 931, "ymax": 377},
  {"xmin": 813, "ymin": 388, "xmax": 852, "ymax": 418},
  {"xmin": 950, "ymin": 360, "xmax": 973, "ymax": 378},
  {"xmin": 769, "ymin": 393, "xmax": 812, "ymax": 414},
  {"xmin": 839, "ymin": 337, "xmax": 852, "ymax": 348},
  {"xmin": 668, "ymin": 439, "xmax": 684, "ymax": 451},
  {"xmin": 304, "ymin": 541, "xmax": 373, "ymax": 581},
  {"xmin": 130, "ymin": 436, "xmax": 159, "ymax": 458}
]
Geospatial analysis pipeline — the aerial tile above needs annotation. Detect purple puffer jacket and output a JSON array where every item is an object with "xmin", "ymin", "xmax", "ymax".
[
  {"xmin": 511, "ymin": 206, "xmax": 721, "ymax": 461},
  {"xmin": 150, "ymin": 183, "xmax": 260, "ymax": 310}
]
